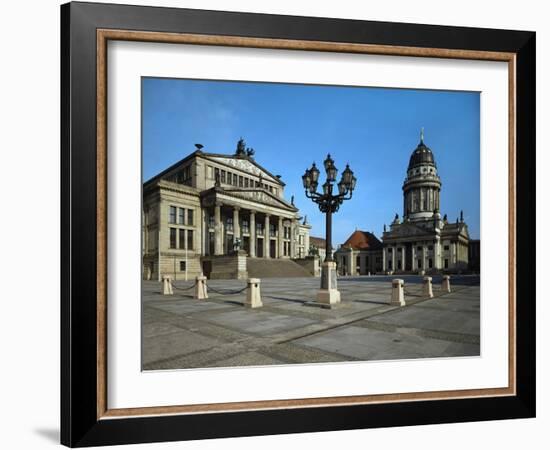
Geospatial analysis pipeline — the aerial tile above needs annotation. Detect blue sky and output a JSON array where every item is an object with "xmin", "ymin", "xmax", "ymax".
[{"xmin": 142, "ymin": 77, "xmax": 480, "ymax": 243}]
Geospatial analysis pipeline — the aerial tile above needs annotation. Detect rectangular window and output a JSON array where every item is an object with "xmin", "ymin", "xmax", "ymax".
[
  {"xmin": 208, "ymin": 215, "xmax": 215, "ymax": 228},
  {"xmin": 428, "ymin": 245, "xmax": 434, "ymax": 251},
  {"xmin": 169, "ymin": 206, "xmax": 176, "ymax": 224},
  {"xmin": 239, "ymin": 176, "xmax": 243, "ymax": 187},
  {"xmin": 418, "ymin": 259, "xmax": 422, "ymax": 268},
  {"xmin": 187, "ymin": 230, "xmax": 194, "ymax": 250},
  {"xmin": 242, "ymin": 220, "xmax": 249, "ymax": 233},
  {"xmin": 356, "ymin": 256, "xmax": 361, "ymax": 267},
  {"xmin": 178, "ymin": 207, "xmax": 185, "ymax": 225},
  {"xmin": 180, "ymin": 261, "xmax": 186, "ymax": 272},
  {"xmin": 444, "ymin": 245, "xmax": 449, "ymax": 251},
  {"xmin": 169, "ymin": 228, "xmax": 177, "ymax": 249},
  {"xmin": 269, "ymin": 186, "xmax": 273, "ymax": 193},
  {"xmin": 226, "ymin": 217, "xmax": 233, "ymax": 232},
  {"xmin": 214, "ymin": 167, "xmax": 220, "ymax": 181},
  {"xmin": 206, "ymin": 165, "xmax": 213, "ymax": 179},
  {"xmin": 428, "ymin": 258, "xmax": 433, "ymax": 268},
  {"xmin": 221, "ymin": 170, "xmax": 226, "ymax": 183},
  {"xmin": 397, "ymin": 261, "xmax": 402, "ymax": 270},
  {"xmin": 256, "ymin": 223, "xmax": 263, "ymax": 235},
  {"xmin": 178, "ymin": 229, "xmax": 185, "ymax": 249},
  {"xmin": 388, "ymin": 261, "xmax": 393, "ymax": 270},
  {"xmin": 269, "ymin": 224, "xmax": 276, "ymax": 237},
  {"xmin": 187, "ymin": 209, "xmax": 194, "ymax": 226},
  {"xmin": 444, "ymin": 259, "xmax": 449, "ymax": 269},
  {"xmin": 244, "ymin": 178, "xmax": 249, "ymax": 188}
]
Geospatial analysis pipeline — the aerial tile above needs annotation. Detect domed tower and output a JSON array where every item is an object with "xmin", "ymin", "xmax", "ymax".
[{"xmin": 402, "ymin": 129, "xmax": 442, "ymax": 222}]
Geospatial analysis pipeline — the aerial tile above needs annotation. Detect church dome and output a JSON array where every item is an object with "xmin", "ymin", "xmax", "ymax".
[{"xmin": 408, "ymin": 140, "xmax": 436, "ymax": 170}]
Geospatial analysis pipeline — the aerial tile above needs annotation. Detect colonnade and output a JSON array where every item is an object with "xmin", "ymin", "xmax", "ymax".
[{"xmin": 205, "ymin": 202, "xmax": 297, "ymax": 259}]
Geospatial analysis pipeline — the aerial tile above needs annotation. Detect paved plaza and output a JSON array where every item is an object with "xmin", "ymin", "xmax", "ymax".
[{"xmin": 142, "ymin": 275, "xmax": 480, "ymax": 370}]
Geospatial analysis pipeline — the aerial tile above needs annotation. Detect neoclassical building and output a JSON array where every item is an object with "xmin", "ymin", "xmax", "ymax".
[
  {"xmin": 142, "ymin": 139, "xmax": 311, "ymax": 280},
  {"xmin": 335, "ymin": 230, "xmax": 383, "ymax": 276},
  {"xmin": 381, "ymin": 131, "xmax": 470, "ymax": 273}
]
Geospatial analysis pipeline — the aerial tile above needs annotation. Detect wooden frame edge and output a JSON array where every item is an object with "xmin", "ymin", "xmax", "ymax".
[
  {"xmin": 95, "ymin": 28, "xmax": 517, "ymax": 420},
  {"xmin": 97, "ymin": 29, "xmax": 108, "ymax": 419},
  {"xmin": 98, "ymin": 29, "xmax": 515, "ymax": 61}
]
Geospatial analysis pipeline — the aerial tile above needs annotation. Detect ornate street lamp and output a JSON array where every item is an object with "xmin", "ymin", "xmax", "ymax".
[{"xmin": 302, "ymin": 154, "xmax": 356, "ymax": 306}]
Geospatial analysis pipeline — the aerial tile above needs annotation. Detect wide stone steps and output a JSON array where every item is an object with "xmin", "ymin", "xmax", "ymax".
[{"xmin": 246, "ymin": 258, "xmax": 312, "ymax": 279}]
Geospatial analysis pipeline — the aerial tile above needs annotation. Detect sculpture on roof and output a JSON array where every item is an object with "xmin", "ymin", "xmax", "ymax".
[{"xmin": 235, "ymin": 137, "xmax": 247, "ymax": 156}]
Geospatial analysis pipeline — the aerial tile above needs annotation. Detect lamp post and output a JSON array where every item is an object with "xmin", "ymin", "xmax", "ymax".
[{"xmin": 302, "ymin": 154, "xmax": 356, "ymax": 306}]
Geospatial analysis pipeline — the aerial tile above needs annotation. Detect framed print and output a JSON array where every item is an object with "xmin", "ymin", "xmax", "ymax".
[{"xmin": 60, "ymin": 1, "xmax": 536, "ymax": 447}]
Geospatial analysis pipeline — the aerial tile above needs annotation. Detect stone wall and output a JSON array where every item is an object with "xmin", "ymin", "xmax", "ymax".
[
  {"xmin": 293, "ymin": 256, "xmax": 320, "ymax": 276},
  {"xmin": 204, "ymin": 252, "xmax": 248, "ymax": 280}
]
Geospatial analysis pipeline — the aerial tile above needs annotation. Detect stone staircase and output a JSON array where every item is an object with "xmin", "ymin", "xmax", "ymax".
[{"xmin": 246, "ymin": 258, "xmax": 313, "ymax": 278}]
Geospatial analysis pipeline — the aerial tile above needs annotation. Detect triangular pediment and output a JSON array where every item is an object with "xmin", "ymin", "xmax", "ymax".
[
  {"xmin": 205, "ymin": 155, "xmax": 281, "ymax": 185},
  {"xmin": 388, "ymin": 222, "xmax": 433, "ymax": 238},
  {"xmin": 222, "ymin": 188, "xmax": 296, "ymax": 211}
]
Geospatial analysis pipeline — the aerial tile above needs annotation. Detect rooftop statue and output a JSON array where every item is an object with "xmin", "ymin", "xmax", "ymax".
[{"xmin": 236, "ymin": 137, "xmax": 247, "ymax": 156}]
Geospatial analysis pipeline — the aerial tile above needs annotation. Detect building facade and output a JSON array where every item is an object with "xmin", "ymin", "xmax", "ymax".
[
  {"xmin": 335, "ymin": 230, "xmax": 383, "ymax": 275},
  {"xmin": 381, "ymin": 131, "xmax": 470, "ymax": 274},
  {"xmin": 142, "ymin": 139, "xmax": 310, "ymax": 280}
]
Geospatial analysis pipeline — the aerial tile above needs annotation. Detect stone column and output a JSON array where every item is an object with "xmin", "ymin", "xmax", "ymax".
[
  {"xmin": 449, "ymin": 242, "xmax": 458, "ymax": 268},
  {"xmin": 382, "ymin": 247, "xmax": 387, "ymax": 272},
  {"xmin": 249, "ymin": 210, "xmax": 256, "ymax": 257},
  {"xmin": 214, "ymin": 202, "xmax": 223, "ymax": 255},
  {"xmin": 233, "ymin": 206, "xmax": 241, "ymax": 244},
  {"xmin": 264, "ymin": 214, "xmax": 271, "ymax": 258},
  {"xmin": 278, "ymin": 216, "xmax": 284, "ymax": 258},
  {"xmin": 412, "ymin": 245, "xmax": 417, "ymax": 271},
  {"xmin": 422, "ymin": 244, "xmax": 427, "ymax": 272},
  {"xmin": 290, "ymin": 219, "xmax": 297, "ymax": 258},
  {"xmin": 201, "ymin": 209, "xmax": 207, "ymax": 256},
  {"xmin": 391, "ymin": 246, "xmax": 396, "ymax": 272},
  {"xmin": 434, "ymin": 236, "xmax": 441, "ymax": 270}
]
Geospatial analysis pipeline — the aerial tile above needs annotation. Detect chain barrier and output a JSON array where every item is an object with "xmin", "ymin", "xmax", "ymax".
[
  {"xmin": 206, "ymin": 285, "xmax": 248, "ymax": 295},
  {"xmin": 171, "ymin": 281, "xmax": 197, "ymax": 292},
  {"xmin": 170, "ymin": 280, "xmax": 248, "ymax": 296}
]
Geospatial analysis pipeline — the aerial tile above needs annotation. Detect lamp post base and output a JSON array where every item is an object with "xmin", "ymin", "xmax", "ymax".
[{"xmin": 317, "ymin": 261, "xmax": 341, "ymax": 306}]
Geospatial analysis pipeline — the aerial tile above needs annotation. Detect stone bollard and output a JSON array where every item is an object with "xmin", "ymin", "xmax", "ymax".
[
  {"xmin": 194, "ymin": 275, "xmax": 208, "ymax": 300},
  {"xmin": 442, "ymin": 275, "xmax": 451, "ymax": 293},
  {"xmin": 390, "ymin": 279, "xmax": 405, "ymax": 306},
  {"xmin": 161, "ymin": 275, "xmax": 173, "ymax": 295},
  {"xmin": 423, "ymin": 276, "xmax": 434, "ymax": 298},
  {"xmin": 244, "ymin": 278, "xmax": 263, "ymax": 308}
]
